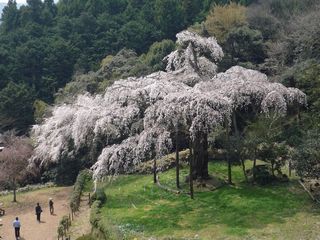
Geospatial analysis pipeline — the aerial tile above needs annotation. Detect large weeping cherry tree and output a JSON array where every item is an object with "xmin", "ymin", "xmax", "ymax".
[{"xmin": 30, "ymin": 30, "xmax": 306, "ymax": 187}]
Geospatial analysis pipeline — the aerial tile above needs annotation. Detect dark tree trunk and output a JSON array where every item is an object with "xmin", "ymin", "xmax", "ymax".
[
  {"xmin": 192, "ymin": 133, "xmax": 209, "ymax": 180},
  {"xmin": 232, "ymin": 111, "xmax": 247, "ymax": 182},
  {"xmin": 240, "ymin": 157, "xmax": 248, "ymax": 183},
  {"xmin": 175, "ymin": 126, "xmax": 180, "ymax": 189},
  {"xmin": 289, "ymin": 159, "xmax": 292, "ymax": 177},
  {"xmin": 13, "ymin": 187, "xmax": 17, "ymax": 202},
  {"xmin": 253, "ymin": 153, "xmax": 257, "ymax": 182},
  {"xmin": 153, "ymin": 158, "xmax": 157, "ymax": 184},
  {"xmin": 271, "ymin": 160, "xmax": 275, "ymax": 177},
  {"xmin": 189, "ymin": 142, "xmax": 194, "ymax": 199}
]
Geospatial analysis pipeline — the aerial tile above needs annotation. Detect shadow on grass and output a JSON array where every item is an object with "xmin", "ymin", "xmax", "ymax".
[{"xmin": 102, "ymin": 166, "xmax": 318, "ymax": 237}]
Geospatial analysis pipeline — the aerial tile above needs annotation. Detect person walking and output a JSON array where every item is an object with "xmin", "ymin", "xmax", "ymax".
[
  {"xmin": 35, "ymin": 203, "xmax": 43, "ymax": 222},
  {"xmin": 12, "ymin": 217, "xmax": 21, "ymax": 240},
  {"xmin": 49, "ymin": 198, "xmax": 54, "ymax": 215}
]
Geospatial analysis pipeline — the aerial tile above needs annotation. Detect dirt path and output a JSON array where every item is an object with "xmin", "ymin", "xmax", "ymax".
[{"xmin": 0, "ymin": 187, "xmax": 72, "ymax": 240}]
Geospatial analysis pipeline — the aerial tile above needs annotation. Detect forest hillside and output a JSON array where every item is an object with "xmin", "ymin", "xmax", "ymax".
[{"xmin": 0, "ymin": 0, "xmax": 320, "ymax": 239}]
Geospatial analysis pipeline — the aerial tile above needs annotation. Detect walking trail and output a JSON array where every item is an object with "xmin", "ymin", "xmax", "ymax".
[{"xmin": 0, "ymin": 187, "xmax": 72, "ymax": 240}]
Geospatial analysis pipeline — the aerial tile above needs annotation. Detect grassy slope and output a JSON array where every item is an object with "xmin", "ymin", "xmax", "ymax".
[{"xmin": 99, "ymin": 162, "xmax": 320, "ymax": 239}]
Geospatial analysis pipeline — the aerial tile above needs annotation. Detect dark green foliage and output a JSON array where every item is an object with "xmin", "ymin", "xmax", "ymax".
[
  {"xmin": 251, "ymin": 165, "xmax": 275, "ymax": 185},
  {"xmin": 293, "ymin": 130, "xmax": 320, "ymax": 179},
  {"xmin": 54, "ymin": 156, "xmax": 82, "ymax": 185},
  {"xmin": 242, "ymin": 116, "xmax": 289, "ymax": 177},
  {"xmin": 57, "ymin": 215, "xmax": 71, "ymax": 238},
  {"xmin": 56, "ymin": 40, "xmax": 176, "ymax": 103},
  {"xmin": 268, "ymin": 0, "xmax": 318, "ymax": 20},
  {"xmin": 282, "ymin": 60, "xmax": 320, "ymax": 114},
  {"xmin": 90, "ymin": 200, "xmax": 102, "ymax": 228},
  {"xmin": 248, "ymin": 11, "xmax": 280, "ymax": 41},
  {"xmin": 142, "ymin": 39, "xmax": 176, "ymax": 72},
  {"xmin": 91, "ymin": 188, "xmax": 107, "ymax": 205},
  {"xmin": 1, "ymin": 0, "xmax": 19, "ymax": 32},
  {"xmin": 222, "ymin": 25, "xmax": 265, "ymax": 70},
  {"xmin": 70, "ymin": 170, "xmax": 93, "ymax": 212},
  {"xmin": 0, "ymin": 0, "xmax": 212, "ymax": 133},
  {"xmin": 154, "ymin": 0, "xmax": 186, "ymax": 39},
  {"xmin": 0, "ymin": 82, "xmax": 35, "ymax": 132}
]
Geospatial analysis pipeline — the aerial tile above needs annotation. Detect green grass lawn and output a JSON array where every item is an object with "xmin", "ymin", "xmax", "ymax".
[{"xmin": 98, "ymin": 162, "xmax": 320, "ymax": 239}]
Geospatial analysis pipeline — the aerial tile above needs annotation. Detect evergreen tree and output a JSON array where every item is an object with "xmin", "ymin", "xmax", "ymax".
[{"xmin": 1, "ymin": 0, "xmax": 19, "ymax": 32}]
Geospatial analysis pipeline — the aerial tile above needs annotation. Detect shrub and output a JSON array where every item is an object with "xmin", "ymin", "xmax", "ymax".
[
  {"xmin": 252, "ymin": 165, "xmax": 276, "ymax": 185},
  {"xmin": 57, "ymin": 215, "xmax": 71, "ymax": 238},
  {"xmin": 91, "ymin": 188, "xmax": 107, "ymax": 205},
  {"xmin": 90, "ymin": 200, "xmax": 125, "ymax": 240},
  {"xmin": 70, "ymin": 170, "xmax": 93, "ymax": 212}
]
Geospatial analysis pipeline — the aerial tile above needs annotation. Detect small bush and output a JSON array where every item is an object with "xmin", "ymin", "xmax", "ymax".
[
  {"xmin": 57, "ymin": 215, "xmax": 71, "ymax": 238},
  {"xmin": 91, "ymin": 188, "xmax": 107, "ymax": 204},
  {"xmin": 252, "ymin": 165, "xmax": 276, "ymax": 185},
  {"xmin": 90, "ymin": 200, "xmax": 102, "ymax": 228},
  {"xmin": 70, "ymin": 169, "xmax": 93, "ymax": 212}
]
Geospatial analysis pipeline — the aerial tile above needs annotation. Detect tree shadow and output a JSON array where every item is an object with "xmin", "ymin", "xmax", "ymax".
[{"xmin": 105, "ymin": 178, "xmax": 318, "ymax": 236}]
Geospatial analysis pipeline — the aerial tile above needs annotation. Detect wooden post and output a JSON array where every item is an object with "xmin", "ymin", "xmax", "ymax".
[
  {"xmin": 289, "ymin": 160, "xmax": 292, "ymax": 177},
  {"xmin": 153, "ymin": 158, "xmax": 157, "ymax": 184},
  {"xmin": 232, "ymin": 111, "xmax": 248, "ymax": 182},
  {"xmin": 225, "ymin": 118, "xmax": 232, "ymax": 184},
  {"xmin": 176, "ymin": 124, "xmax": 180, "ymax": 189},
  {"xmin": 189, "ymin": 141, "xmax": 194, "ymax": 200}
]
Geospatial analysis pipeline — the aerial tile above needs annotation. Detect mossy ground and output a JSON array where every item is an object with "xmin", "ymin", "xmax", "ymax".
[{"xmin": 98, "ymin": 161, "xmax": 320, "ymax": 239}]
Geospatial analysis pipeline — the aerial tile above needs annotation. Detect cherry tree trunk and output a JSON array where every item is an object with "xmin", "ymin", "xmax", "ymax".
[
  {"xmin": 153, "ymin": 158, "xmax": 157, "ymax": 184},
  {"xmin": 192, "ymin": 133, "xmax": 209, "ymax": 180},
  {"xmin": 13, "ymin": 188, "xmax": 17, "ymax": 202}
]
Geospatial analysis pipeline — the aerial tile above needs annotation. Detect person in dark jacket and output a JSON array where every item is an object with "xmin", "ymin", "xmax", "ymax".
[
  {"xmin": 49, "ymin": 198, "xmax": 54, "ymax": 215},
  {"xmin": 35, "ymin": 203, "xmax": 42, "ymax": 222}
]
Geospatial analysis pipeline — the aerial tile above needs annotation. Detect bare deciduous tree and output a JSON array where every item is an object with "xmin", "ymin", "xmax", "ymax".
[{"xmin": 0, "ymin": 132, "xmax": 33, "ymax": 202}]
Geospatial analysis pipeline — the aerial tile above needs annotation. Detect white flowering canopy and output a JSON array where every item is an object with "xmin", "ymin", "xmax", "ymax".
[{"xmin": 30, "ymin": 31, "xmax": 306, "ymax": 179}]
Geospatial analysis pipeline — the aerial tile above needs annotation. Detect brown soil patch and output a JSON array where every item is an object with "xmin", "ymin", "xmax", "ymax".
[{"xmin": 0, "ymin": 187, "xmax": 72, "ymax": 240}]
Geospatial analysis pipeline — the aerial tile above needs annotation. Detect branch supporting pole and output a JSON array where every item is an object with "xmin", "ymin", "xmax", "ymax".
[
  {"xmin": 175, "ymin": 124, "xmax": 180, "ymax": 189},
  {"xmin": 225, "ymin": 117, "xmax": 232, "ymax": 184},
  {"xmin": 189, "ymin": 140, "xmax": 194, "ymax": 199},
  {"xmin": 232, "ymin": 111, "xmax": 247, "ymax": 182},
  {"xmin": 153, "ymin": 158, "xmax": 157, "ymax": 184}
]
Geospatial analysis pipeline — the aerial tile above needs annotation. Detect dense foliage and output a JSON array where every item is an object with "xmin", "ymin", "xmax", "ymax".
[
  {"xmin": 70, "ymin": 169, "xmax": 92, "ymax": 212},
  {"xmin": 0, "ymin": 0, "xmax": 240, "ymax": 133}
]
